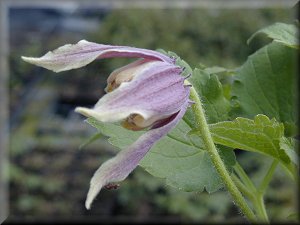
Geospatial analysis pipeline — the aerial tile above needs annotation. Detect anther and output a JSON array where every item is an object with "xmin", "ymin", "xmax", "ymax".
[{"xmin": 184, "ymin": 73, "xmax": 192, "ymax": 79}]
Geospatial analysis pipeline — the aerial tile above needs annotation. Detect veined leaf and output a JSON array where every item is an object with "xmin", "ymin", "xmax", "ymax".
[
  {"xmin": 87, "ymin": 117, "xmax": 235, "ymax": 193},
  {"xmin": 209, "ymin": 115, "xmax": 297, "ymax": 175},
  {"xmin": 247, "ymin": 22, "xmax": 299, "ymax": 49},
  {"xmin": 232, "ymin": 42, "xmax": 297, "ymax": 135}
]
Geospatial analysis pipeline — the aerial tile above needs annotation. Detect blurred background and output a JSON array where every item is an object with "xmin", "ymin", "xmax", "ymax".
[{"xmin": 2, "ymin": 0, "xmax": 298, "ymax": 223}]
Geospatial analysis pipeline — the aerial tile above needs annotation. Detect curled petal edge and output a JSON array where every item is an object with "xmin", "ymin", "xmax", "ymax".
[
  {"xmin": 21, "ymin": 40, "xmax": 173, "ymax": 72},
  {"xmin": 85, "ymin": 98, "xmax": 190, "ymax": 210}
]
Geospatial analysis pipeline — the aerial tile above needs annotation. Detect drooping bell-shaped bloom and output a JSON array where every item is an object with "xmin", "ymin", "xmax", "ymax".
[{"xmin": 22, "ymin": 40, "xmax": 191, "ymax": 209}]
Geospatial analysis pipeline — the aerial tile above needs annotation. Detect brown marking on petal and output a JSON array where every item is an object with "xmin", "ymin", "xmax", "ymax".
[
  {"xmin": 104, "ymin": 183, "xmax": 120, "ymax": 190},
  {"xmin": 121, "ymin": 114, "xmax": 146, "ymax": 131},
  {"xmin": 105, "ymin": 74, "xmax": 135, "ymax": 92},
  {"xmin": 105, "ymin": 59, "xmax": 157, "ymax": 93},
  {"xmin": 105, "ymin": 80, "xmax": 117, "ymax": 93}
]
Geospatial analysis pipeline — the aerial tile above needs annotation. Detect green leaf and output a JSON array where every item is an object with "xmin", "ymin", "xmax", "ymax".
[
  {"xmin": 279, "ymin": 137, "xmax": 298, "ymax": 166},
  {"xmin": 209, "ymin": 114, "xmax": 296, "ymax": 175},
  {"xmin": 87, "ymin": 117, "xmax": 235, "ymax": 193},
  {"xmin": 164, "ymin": 51, "xmax": 231, "ymax": 124},
  {"xmin": 189, "ymin": 68, "xmax": 231, "ymax": 123},
  {"xmin": 231, "ymin": 42, "xmax": 297, "ymax": 134},
  {"xmin": 247, "ymin": 22, "xmax": 299, "ymax": 49}
]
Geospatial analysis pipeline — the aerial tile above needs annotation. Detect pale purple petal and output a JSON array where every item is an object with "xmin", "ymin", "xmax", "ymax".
[
  {"xmin": 21, "ymin": 40, "xmax": 173, "ymax": 72},
  {"xmin": 85, "ymin": 99, "xmax": 190, "ymax": 209},
  {"xmin": 75, "ymin": 60, "xmax": 189, "ymax": 124}
]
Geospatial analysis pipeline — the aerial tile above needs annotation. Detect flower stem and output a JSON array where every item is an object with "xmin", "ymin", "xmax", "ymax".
[{"xmin": 188, "ymin": 84, "xmax": 257, "ymax": 222}]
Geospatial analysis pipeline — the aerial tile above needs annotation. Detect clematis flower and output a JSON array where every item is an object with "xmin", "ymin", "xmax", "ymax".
[{"xmin": 22, "ymin": 40, "xmax": 191, "ymax": 209}]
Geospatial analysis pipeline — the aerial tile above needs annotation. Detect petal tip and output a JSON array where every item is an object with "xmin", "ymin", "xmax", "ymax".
[
  {"xmin": 21, "ymin": 56, "xmax": 36, "ymax": 64},
  {"xmin": 21, "ymin": 55, "xmax": 62, "ymax": 73},
  {"xmin": 85, "ymin": 188, "xmax": 95, "ymax": 210},
  {"xmin": 75, "ymin": 107, "xmax": 108, "ymax": 122},
  {"xmin": 85, "ymin": 182, "xmax": 104, "ymax": 210},
  {"xmin": 85, "ymin": 199, "xmax": 92, "ymax": 210},
  {"xmin": 75, "ymin": 107, "xmax": 94, "ymax": 118}
]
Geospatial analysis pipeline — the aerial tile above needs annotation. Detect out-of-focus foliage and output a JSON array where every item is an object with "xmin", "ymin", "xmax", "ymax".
[
  {"xmin": 89, "ymin": 8, "xmax": 293, "ymax": 69},
  {"xmin": 10, "ymin": 7, "xmax": 295, "ymax": 223},
  {"xmin": 248, "ymin": 22, "xmax": 299, "ymax": 48}
]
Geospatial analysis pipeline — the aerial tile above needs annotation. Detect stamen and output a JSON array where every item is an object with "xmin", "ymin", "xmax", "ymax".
[
  {"xmin": 184, "ymin": 73, "xmax": 192, "ymax": 80},
  {"xmin": 121, "ymin": 114, "xmax": 146, "ymax": 131}
]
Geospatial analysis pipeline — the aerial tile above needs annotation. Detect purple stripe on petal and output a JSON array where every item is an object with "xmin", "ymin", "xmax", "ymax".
[
  {"xmin": 21, "ymin": 40, "xmax": 172, "ymax": 72},
  {"xmin": 85, "ymin": 99, "xmax": 190, "ymax": 209}
]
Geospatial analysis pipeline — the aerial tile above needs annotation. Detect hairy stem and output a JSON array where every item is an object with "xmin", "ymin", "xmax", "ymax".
[{"xmin": 188, "ymin": 83, "xmax": 257, "ymax": 222}]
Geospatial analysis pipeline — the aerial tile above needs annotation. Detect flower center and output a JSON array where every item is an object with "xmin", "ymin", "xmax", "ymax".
[
  {"xmin": 121, "ymin": 114, "xmax": 147, "ymax": 131},
  {"xmin": 105, "ymin": 59, "xmax": 156, "ymax": 93}
]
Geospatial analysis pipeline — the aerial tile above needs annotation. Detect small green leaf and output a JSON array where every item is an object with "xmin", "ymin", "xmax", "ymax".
[
  {"xmin": 86, "ymin": 117, "xmax": 235, "ymax": 193},
  {"xmin": 247, "ymin": 22, "xmax": 299, "ymax": 49},
  {"xmin": 165, "ymin": 51, "xmax": 231, "ymax": 124},
  {"xmin": 232, "ymin": 42, "xmax": 297, "ymax": 133},
  {"xmin": 189, "ymin": 68, "xmax": 231, "ymax": 123}
]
